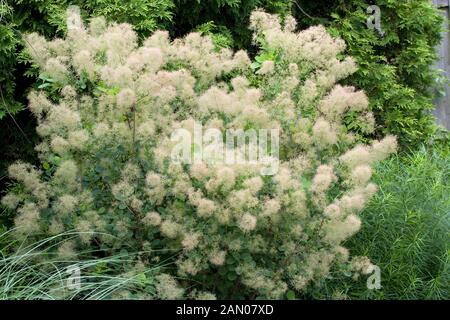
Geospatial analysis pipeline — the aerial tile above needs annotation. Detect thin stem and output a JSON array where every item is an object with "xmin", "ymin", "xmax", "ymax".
[{"xmin": 132, "ymin": 103, "xmax": 136, "ymax": 157}]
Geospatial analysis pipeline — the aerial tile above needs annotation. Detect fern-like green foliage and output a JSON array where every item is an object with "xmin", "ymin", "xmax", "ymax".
[
  {"xmin": 306, "ymin": 146, "xmax": 449, "ymax": 300},
  {"xmin": 0, "ymin": 1, "xmax": 22, "ymax": 118}
]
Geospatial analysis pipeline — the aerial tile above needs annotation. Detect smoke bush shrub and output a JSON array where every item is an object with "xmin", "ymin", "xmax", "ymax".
[
  {"xmin": 2, "ymin": 8, "xmax": 397, "ymax": 299},
  {"xmin": 292, "ymin": 0, "xmax": 444, "ymax": 147}
]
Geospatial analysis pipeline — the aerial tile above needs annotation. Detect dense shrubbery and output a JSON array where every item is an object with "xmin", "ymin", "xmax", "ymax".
[
  {"xmin": 293, "ymin": 0, "xmax": 444, "ymax": 147},
  {"xmin": 1, "ymin": 9, "xmax": 398, "ymax": 299},
  {"xmin": 171, "ymin": 0, "xmax": 293, "ymax": 47},
  {"xmin": 306, "ymin": 146, "xmax": 449, "ymax": 300},
  {"xmin": 1, "ymin": 0, "xmax": 175, "ymax": 118},
  {"xmin": 2, "ymin": 147, "xmax": 448, "ymax": 300},
  {"xmin": 0, "ymin": 0, "xmax": 290, "ymax": 119},
  {"xmin": 0, "ymin": 1, "xmax": 448, "ymax": 301},
  {"xmin": 0, "ymin": 0, "xmax": 177, "ymax": 185},
  {"xmin": 1, "ymin": 1, "xmax": 446, "ymax": 190},
  {"xmin": 0, "ymin": 0, "xmax": 292, "ymax": 193}
]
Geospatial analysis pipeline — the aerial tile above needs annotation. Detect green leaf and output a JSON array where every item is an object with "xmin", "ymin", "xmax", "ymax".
[
  {"xmin": 118, "ymin": 202, "xmax": 127, "ymax": 209},
  {"xmin": 38, "ymin": 74, "xmax": 55, "ymax": 82},
  {"xmin": 137, "ymin": 273, "xmax": 147, "ymax": 285},
  {"xmin": 301, "ymin": 177, "xmax": 311, "ymax": 189},
  {"xmin": 251, "ymin": 62, "xmax": 261, "ymax": 70},
  {"xmin": 218, "ymin": 268, "xmax": 227, "ymax": 276},
  {"xmin": 38, "ymin": 83, "xmax": 52, "ymax": 89},
  {"xmin": 286, "ymin": 290, "xmax": 296, "ymax": 300},
  {"xmin": 227, "ymin": 272, "xmax": 237, "ymax": 281},
  {"xmin": 330, "ymin": 13, "xmax": 340, "ymax": 20}
]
